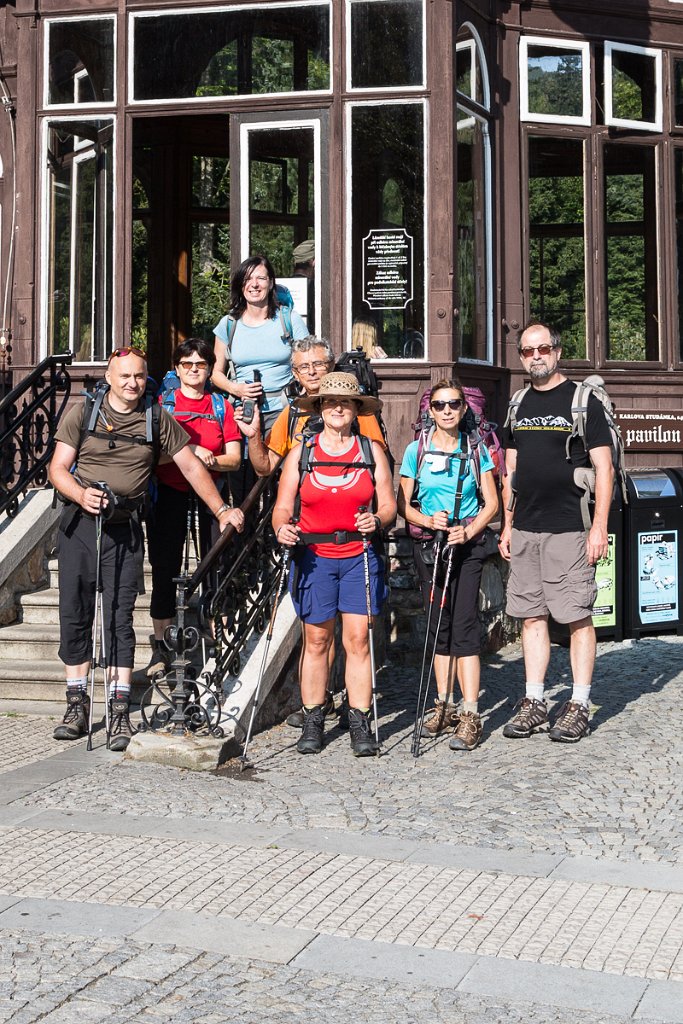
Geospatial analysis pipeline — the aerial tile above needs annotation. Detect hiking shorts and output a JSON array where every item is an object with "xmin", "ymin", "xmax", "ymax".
[
  {"xmin": 506, "ymin": 529, "xmax": 597, "ymax": 624},
  {"xmin": 290, "ymin": 547, "xmax": 387, "ymax": 624}
]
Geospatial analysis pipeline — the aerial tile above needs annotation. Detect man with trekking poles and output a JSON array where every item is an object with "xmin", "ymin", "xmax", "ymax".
[
  {"xmin": 499, "ymin": 320, "xmax": 614, "ymax": 743},
  {"xmin": 48, "ymin": 346, "xmax": 244, "ymax": 752}
]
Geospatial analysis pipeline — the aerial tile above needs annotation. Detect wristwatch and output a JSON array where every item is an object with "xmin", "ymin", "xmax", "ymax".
[
  {"xmin": 214, "ymin": 502, "xmax": 230, "ymax": 519},
  {"xmin": 373, "ymin": 515, "xmax": 382, "ymax": 532}
]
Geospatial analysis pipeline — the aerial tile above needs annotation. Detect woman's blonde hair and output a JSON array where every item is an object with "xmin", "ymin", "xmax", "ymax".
[{"xmin": 351, "ymin": 317, "xmax": 378, "ymax": 358}]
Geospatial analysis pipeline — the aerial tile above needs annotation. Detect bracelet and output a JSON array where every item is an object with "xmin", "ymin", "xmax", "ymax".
[{"xmin": 214, "ymin": 502, "xmax": 230, "ymax": 519}]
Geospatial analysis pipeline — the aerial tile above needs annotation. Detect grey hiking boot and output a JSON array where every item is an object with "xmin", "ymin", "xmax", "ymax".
[
  {"xmin": 145, "ymin": 636, "xmax": 173, "ymax": 678},
  {"xmin": 449, "ymin": 710, "xmax": 482, "ymax": 751},
  {"xmin": 421, "ymin": 698, "xmax": 459, "ymax": 737},
  {"xmin": 348, "ymin": 708, "xmax": 378, "ymax": 757},
  {"xmin": 53, "ymin": 690, "xmax": 90, "ymax": 741},
  {"xmin": 109, "ymin": 699, "xmax": 136, "ymax": 752},
  {"xmin": 502, "ymin": 696, "xmax": 549, "ymax": 738},
  {"xmin": 287, "ymin": 693, "xmax": 336, "ymax": 729},
  {"xmin": 549, "ymin": 700, "xmax": 590, "ymax": 743},
  {"xmin": 296, "ymin": 705, "xmax": 326, "ymax": 754}
]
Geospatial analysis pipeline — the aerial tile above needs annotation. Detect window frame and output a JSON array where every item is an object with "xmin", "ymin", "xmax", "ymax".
[
  {"xmin": 520, "ymin": 35, "xmax": 591, "ymax": 128},
  {"xmin": 604, "ymin": 41, "xmax": 663, "ymax": 133},
  {"xmin": 128, "ymin": 2, "xmax": 333, "ymax": 107},
  {"xmin": 345, "ymin": 0, "xmax": 426, "ymax": 94},
  {"xmin": 345, "ymin": 97, "xmax": 429, "ymax": 361},
  {"xmin": 43, "ymin": 14, "xmax": 117, "ymax": 111}
]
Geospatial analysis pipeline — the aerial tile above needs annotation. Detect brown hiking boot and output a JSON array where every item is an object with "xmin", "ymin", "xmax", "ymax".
[
  {"xmin": 53, "ymin": 690, "xmax": 90, "ymax": 741},
  {"xmin": 145, "ymin": 636, "xmax": 173, "ymax": 678},
  {"xmin": 449, "ymin": 711, "xmax": 482, "ymax": 751},
  {"xmin": 421, "ymin": 699, "xmax": 459, "ymax": 737},
  {"xmin": 549, "ymin": 700, "xmax": 590, "ymax": 743},
  {"xmin": 502, "ymin": 696, "xmax": 549, "ymax": 738},
  {"xmin": 109, "ymin": 699, "xmax": 136, "ymax": 752}
]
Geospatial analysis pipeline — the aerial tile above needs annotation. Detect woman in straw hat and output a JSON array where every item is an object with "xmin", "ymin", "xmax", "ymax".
[{"xmin": 272, "ymin": 372, "xmax": 396, "ymax": 757}]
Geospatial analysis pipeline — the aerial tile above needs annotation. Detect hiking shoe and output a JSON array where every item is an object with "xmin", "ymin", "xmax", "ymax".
[
  {"xmin": 109, "ymin": 699, "xmax": 136, "ymax": 752},
  {"xmin": 421, "ymin": 698, "xmax": 459, "ymax": 737},
  {"xmin": 449, "ymin": 711, "xmax": 482, "ymax": 751},
  {"xmin": 53, "ymin": 690, "xmax": 90, "ymax": 741},
  {"xmin": 287, "ymin": 693, "xmax": 335, "ymax": 729},
  {"xmin": 549, "ymin": 700, "xmax": 590, "ymax": 743},
  {"xmin": 296, "ymin": 705, "xmax": 326, "ymax": 754},
  {"xmin": 348, "ymin": 708, "xmax": 378, "ymax": 757},
  {"xmin": 145, "ymin": 636, "xmax": 173, "ymax": 677},
  {"xmin": 502, "ymin": 697, "xmax": 549, "ymax": 738}
]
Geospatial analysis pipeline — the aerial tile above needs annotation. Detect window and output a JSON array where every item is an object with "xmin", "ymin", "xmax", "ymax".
[
  {"xmin": 520, "ymin": 37, "xmax": 590, "ymax": 126},
  {"xmin": 675, "ymin": 150, "xmax": 683, "ymax": 359},
  {"xmin": 43, "ymin": 119, "xmax": 114, "ymax": 362},
  {"xmin": 348, "ymin": 0, "xmax": 424, "ymax": 90},
  {"xmin": 674, "ymin": 59, "xmax": 683, "ymax": 127},
  {"xmin": 130, "ymin": 5, "xmax": 330, "ymax": 103},
  {"xmin": 45, "ymin": 17, "xmax": 115, "ymax": 107},
  {"xmin": 528, "ymin": 137, "xmax": 586, "ymax": 359},
  {"xmin": 191, "ymin": 156, "xmax": 231, "ymax": 341},
  {"xmin": 605, "ymin": 43, "xmax": 662, "ymax": 132},
  {"xmin": 348, "ymin": 102, "xmax": 426, "ymax": 358}
]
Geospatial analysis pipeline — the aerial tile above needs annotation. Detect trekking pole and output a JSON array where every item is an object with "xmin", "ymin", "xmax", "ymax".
[
  {"xmin": 240, "ymin": 520, "xmax": 297, "ymax": 771},
  {"xmin": 358, "ymin": 506, "xmax": 380, "ymax": 752},
  {"xmin": 411, "ymin": 517, "xmax": 447, "ymax": 757},
  {"xmin": 87, "ymin": 483, "xmax": 113, "ymax": 751}
]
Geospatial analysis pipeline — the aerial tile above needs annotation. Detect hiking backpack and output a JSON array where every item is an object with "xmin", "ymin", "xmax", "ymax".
[
  {"xmin": 334, "ymin": 347, "xmax": 393, "ymax": 467},
  {"xmin": 293, "ymin": 424, "xmax": 376, "ymax": 523},
  {"xmin": 157, "ymin": 369, "xmax": 227, "ymax": 431},
  {"xmin": 505, "ymin": 374, "xmax": 629, "ymax": 529},
  {"xmin": 223, "ymin": 283, "xmax": 295, "ymax": 381},
  {"xmin": 79, "ymin": 379, "xmax": 162, "ymax": 462}
]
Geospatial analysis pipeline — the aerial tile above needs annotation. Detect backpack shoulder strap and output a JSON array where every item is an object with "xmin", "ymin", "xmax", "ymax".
[
  {"xmin": 278, "ymin": 303, "xmax": 294, "ymax": 345},
  {"xmin": 224, "ymin": 316, "xmax": 238, "ymax": 380},
  {"xmin": 504, "ymin": 384, "xmax": 531, "ymax": 432},
  {"xmin": 211, "ymin": 392, "xmax": 226, "ymax": 431},
  {"xmin": 357, "ymin": 432, "xmax": 376, "ymax": 485}
]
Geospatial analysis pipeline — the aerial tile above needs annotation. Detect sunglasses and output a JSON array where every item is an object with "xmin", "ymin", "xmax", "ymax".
[
  {"xmin": 430, "ymin": 399, "xmax": 463, "ymax": 412},
  {"xmin": 178, "ymin": 360, "xmax": 209, "ymax": 371},
  {"xmin": 108, "ymin": 346, "xmax": 146, "ymax": 363},
  {"xmin": 519, "ymin": 343, "xmax": 555, "ymax": 358}
]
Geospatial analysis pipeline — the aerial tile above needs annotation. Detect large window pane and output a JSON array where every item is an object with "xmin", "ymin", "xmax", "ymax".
[
  {"xmin": 606, "ymin": 44, "xmax": 660, "ymax": 130},
  {"xmin": 456, "ymin": 31, "xmax": 485, "ymax": 108},
  {"xmin": 457, "ymin": 112, "xmax": 489, "ymax": 361},
  {"xmin": 604, "ymin": 144, "xmax": 658, "ymax": 361},
  {"xmin": 528, "ymin": 137, "xmax": 586, "ymax": 358},
  {"xmin": 132, "ymin": 7, "xmax": 330, "ymax": 101},
  {"xmin": 47, "ymin": 17, "xmax": 115, "ymax": 105},
  {"xmin": 192, "ymin": 155, "xmax": 229, "ymax": 209},
  {"xmin": 45, "ymin": 120, "xmax": 114, "ymax": 362},
  {"xmin": 676, "ymin": 150, "xmax": 683, "ymax": 360},
  {"xmin": 350, "ymin": 104, "xmax": 425, "ymax": 358},
  {"xmin": 675, "ymin": 59, "xmax": 683, "ymax": 127},
  {"xmin": 523, "ymin": 40, "xmax": 587, "ymax": 121},
  {"xmin": 350, "ymin": 0, "xmax": 423, "ymax": 89},
  {"xmin": 192, "ymin": 222, "xmax": 231, "ymax": 341}
]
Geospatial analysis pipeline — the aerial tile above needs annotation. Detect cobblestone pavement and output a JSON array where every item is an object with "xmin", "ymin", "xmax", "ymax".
[{"xmin": 1, "ymin": 635, "xmax": 682, "ymax": 1022}]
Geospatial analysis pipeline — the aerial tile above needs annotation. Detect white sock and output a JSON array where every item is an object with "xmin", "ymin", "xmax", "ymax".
[
  {"xmin": 438, "ymin": 692, "xmax": 456, "ymax": 704},
  {"xmin": 66, "ymin": 677, "xmax": 87, "ymax": 694},
  {"xmin": 112, "ymin": 680, "xmax": 131, "ymax": 701},
  {"xmin": 571, "ymin": 684, "xmax": 591, "ymax": 708},
  {"xmin": 462, "ymin": 700, "xmax": 478, "ymax": 715},
  {"xmin": 525, "ymin": 683, "xmax": 545, "ymax": 703}
]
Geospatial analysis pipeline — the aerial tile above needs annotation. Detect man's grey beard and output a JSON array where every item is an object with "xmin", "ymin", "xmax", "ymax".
[{"xmin": 529, "ymin": 361, "xmax": 553, "ymax": 381}]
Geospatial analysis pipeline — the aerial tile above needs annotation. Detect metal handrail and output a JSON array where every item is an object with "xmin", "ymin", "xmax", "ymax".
[{"xmin": 0, "ymin": 352, "xmax": 72, "ymax": 518}]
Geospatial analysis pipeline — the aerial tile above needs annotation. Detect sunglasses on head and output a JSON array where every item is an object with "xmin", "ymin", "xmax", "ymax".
[
  {"xmin": 519, "ymin": 343, "xmax": 555, "ymax": 358},
  {"xmin": 430, "ymin": 398, "xmax": 463, "ymax": 411},
  {"xmin": 108, "ymin": 346, "xmax": 146, "ymax": 363}
]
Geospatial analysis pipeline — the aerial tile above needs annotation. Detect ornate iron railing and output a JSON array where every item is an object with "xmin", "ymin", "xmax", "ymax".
[
  {"xmin": 0, "ymin": 352, "xmax": 72, "ymax": 518},
  {"xmin": 139, "ymin": 464, "xmax": 284, "ymax": 738}
]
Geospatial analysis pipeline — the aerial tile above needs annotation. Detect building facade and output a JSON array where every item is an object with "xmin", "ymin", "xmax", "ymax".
[{"xmin": 0, "ymin": 0, "xmax": 681, "ymax": 465}]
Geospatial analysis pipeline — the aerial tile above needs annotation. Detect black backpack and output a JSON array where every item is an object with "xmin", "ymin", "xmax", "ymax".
[{"xmin": 79, "ymin": 379, "xmax": 162, "ymax": 463}]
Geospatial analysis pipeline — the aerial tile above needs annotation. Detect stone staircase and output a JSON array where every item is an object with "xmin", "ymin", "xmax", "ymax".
[{"xmin": 0, "ymin": 555, "xmax": 183, "ymax": 703}]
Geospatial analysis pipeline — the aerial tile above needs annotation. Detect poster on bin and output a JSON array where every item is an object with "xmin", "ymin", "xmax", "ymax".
[
  {"xmin": 592, "ymin": 534, "xmax": 616, "ymax": 628},
  {"xmin": 637, "ymin": 530, "xmax": 678, "ymax": 624}
]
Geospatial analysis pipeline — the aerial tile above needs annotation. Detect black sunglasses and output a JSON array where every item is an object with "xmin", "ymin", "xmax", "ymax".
[{"xmin": 430, "ymin": 399, "xmax": 464, "ymax": 411}]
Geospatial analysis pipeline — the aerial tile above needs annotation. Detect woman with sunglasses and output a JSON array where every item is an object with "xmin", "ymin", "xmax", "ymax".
[
  {"xmin": 398, "ymin": 379, "xmax": 499, "ymax": 752},
  {"xmin": 146, "ymin": 338, "xmax": 244, "ymax": 676}
]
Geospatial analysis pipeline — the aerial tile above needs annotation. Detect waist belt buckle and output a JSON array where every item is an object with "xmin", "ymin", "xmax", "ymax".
[{"xmin": 334, "ymin": 530, "xmax": 349, "ymax": 544}]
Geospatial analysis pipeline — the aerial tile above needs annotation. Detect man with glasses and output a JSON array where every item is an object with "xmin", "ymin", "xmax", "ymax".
[
  {"xmin": 499, "ymin": 321, "xmax": 614, "ymax": 743},
  {"xmin": 240, "ymin": 335, "xmax": 385, "ymax": 476},
  {"xmin": 48, "ymin": 347, "xmax": 242, "ymax": 751}
]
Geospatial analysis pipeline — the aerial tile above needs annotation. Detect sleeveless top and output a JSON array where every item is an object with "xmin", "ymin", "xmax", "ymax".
[{"xmin": 298, "ymin": 435, "xmax": 375, "ymax": 558}]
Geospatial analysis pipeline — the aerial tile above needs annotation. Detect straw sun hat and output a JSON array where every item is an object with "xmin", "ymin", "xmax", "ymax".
[{"xmin": 296, "ymin": 372, "xmax": 382, "ymax": 416}]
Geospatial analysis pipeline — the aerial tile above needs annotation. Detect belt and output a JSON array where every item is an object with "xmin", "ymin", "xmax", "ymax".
[{"xmin": 297, "ymin": 530, "xmax": 364, "ymax": 545}]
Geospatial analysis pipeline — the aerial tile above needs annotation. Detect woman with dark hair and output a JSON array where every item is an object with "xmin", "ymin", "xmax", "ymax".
[
  {"xmin": 397, "ymin": 378, "xmax": 498, "ymax": 752},
  {"xmin": 211, "ymin": 255, "xmax": 308, "ymax": 432},
  {"xmin": 145, "ymin": 338, "xmax": 245, "ymax": 676}
]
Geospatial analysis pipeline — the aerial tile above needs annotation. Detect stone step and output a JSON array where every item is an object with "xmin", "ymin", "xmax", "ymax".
[
  {"xmin": 0, "ymin": 622, "xmax": 157, "ymax": 661},
  {"xmin": 0, "ymin": 659, "xmax": 155, "ymax": 702},
  {"xmin": 18, "ymin": 588, "xmax": 155, "ymax": 628},
  {"xmin": 47, "ymin": 558, "xmax": 157, "ymax": 591}
]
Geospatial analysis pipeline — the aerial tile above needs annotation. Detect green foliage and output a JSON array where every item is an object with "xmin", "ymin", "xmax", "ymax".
[
  {"xmin": 527, "ymin": 53, "xmax": 583, "ymax": 118},
  {"xmin": 191, "ymin": 223, "xmax": 231, "ymax": 341}
]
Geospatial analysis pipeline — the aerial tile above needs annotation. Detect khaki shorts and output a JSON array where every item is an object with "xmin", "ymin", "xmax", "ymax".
[{"xmin": 506, "ymin": 529, "xmax": 597, "ymax": 624}]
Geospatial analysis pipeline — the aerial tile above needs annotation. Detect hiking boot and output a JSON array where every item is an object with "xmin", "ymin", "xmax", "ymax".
[
  {"xmin": 296, "ymin": 705, "xmax": 326, "ymax": 754},
  {"xmin": 449, "ymin": 710, "xmax": 482, "ymax": 751},
  {"xmin": 337, "ymin": 697, "xmax": 349, "ymax": 732},
  {"xmin": 502, "ymin": 697, "xmax": 549, "ymax": 738},
  {"xmin": 549, "ymin": 700, "xmax": 590, "ymax": 743},
  {"xmin": 145, "ymin": 636, "xmax": 173, "ymax": 678},
  {"xmin": 53, "ymin": 690, "xmax": 90, "ymax": 741},
  {"xmin": 109, "ymin": 699, "xmax": 136, "ymax": 752},
  {"xmin": 348, "ymin": 708, "xmax": 378, "ymax": 757},
  {"xmin": 287, "ymin": 693, "xmax": 335, "ymax": 729},
  {"xmin": 421, "ymin": 698, "xmax": 459, "ymax": 737}
]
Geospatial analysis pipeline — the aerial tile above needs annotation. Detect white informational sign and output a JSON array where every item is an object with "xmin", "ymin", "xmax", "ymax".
[
  {"xmin": 637, "ymin": 530, "xmax": 678, "ymax": 624},
  {"xmin": 279, "ymin": 276, "xmax": 309, "ymax": 324}
]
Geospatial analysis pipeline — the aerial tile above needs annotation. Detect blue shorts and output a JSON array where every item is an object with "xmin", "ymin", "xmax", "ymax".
[{"xmin": 290, "ymin": 546, "xmax": 387, "ymax": 624}]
